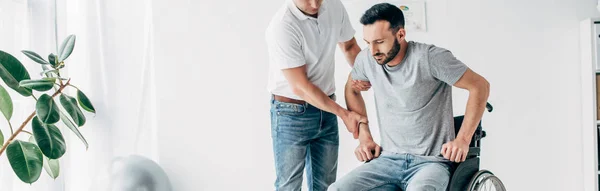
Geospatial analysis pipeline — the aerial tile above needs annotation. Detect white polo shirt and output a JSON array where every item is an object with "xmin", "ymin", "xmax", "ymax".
[{"xmin": 266, "ymin": 0, "xmax": 355, "ymax": 100}]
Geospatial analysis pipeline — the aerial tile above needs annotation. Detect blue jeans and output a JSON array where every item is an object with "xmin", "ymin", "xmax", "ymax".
[
  {"xmin": 328, "ymin": 152, "xmax": 452, "ymax": 191},
  {"xmin": 271, "ymin": 96, "xmax": 339, "ymax": 191}
]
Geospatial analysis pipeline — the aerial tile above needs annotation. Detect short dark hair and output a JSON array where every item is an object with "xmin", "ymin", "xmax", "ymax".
[{"xmin": 360, "ymin": 3, "xmax": 405, "ymax": 34}]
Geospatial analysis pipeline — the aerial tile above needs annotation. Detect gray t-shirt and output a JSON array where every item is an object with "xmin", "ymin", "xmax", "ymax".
[{"xmin": 351, "ymin": 41, "xmax": 467, "ymax": 161}]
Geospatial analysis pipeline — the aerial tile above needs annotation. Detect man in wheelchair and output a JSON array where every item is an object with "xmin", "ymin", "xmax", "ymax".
[{"xmin": 328, "ymin": 3, "xmax": 490, "ymax": 191}]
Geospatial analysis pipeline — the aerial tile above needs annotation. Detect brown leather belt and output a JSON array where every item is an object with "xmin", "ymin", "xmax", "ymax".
[{"xmin": 273, "ymin": 94, "xmax": 335, "ymax": 105}]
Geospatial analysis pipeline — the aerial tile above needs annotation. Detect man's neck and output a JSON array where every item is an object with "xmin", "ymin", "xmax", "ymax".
[
  {"xmin": 386, "ymin": 40, "xmax": 408, "ymax": 67},
  {"xmin": 298, "ymin": 9, "xmax": 318, "ymax": 18}
]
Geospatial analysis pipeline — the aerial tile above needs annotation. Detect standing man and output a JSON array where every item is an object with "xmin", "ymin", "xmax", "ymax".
[{"xmin": 266, "ymin": 0, "xmax": 367, "ymax": 190}]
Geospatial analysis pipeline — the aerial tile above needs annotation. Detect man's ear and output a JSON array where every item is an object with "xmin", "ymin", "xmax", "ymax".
[{"xmin": 396, "ymin": 28, "xmax": 406, "ymax": 42}]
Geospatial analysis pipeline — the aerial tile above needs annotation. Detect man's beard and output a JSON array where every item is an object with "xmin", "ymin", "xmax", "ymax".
[{"xmin": 374, "ymin": 38, "xmax": 401, "ymax": 65}]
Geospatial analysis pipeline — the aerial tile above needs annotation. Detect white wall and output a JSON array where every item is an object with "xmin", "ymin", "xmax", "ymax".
[
  {"xmin": 153, "ymin": 0, "xmax": 600, "ymax": 190},
  {"xmin": 0, "ymin": 0, "xmax": 162, "ymax": 190}
]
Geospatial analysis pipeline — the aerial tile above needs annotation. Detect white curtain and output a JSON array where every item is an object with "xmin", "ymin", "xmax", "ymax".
[{"xmin": 0, "ymin": 0, "xmax": 159, "ymax": 190}]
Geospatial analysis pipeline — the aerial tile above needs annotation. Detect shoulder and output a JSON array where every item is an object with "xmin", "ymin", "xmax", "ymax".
[
  {"xmin": 327, "ymin": 0, "xmax": 346, "ymax": 11},
  {"xmin": 409, "ymin": 41, "xmax": 436, "ymax": 54},
  {"xmin": 266, "ymin": 5, "xmax": 302, "ymax": 40},
  {"xmin": 407, "ymin": 41, "xmax": 454, "ymax": 60},
  {"xmin": 356, "ymin": 48, "xmax": 372, "ymax": 64}
]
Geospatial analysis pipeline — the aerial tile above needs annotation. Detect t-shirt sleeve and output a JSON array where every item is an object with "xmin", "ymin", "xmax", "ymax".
[
  {"xmin": 351, "ymin": 52, "xmax": 369, "ymax": 81},
  {"xmin": 428, "ymin": 45, "xmax": 468, "ymax": 85},
  {"xmin": 337, "ymin": 0, "xmax": 356, "ymax": 43},
  {"xmin": 266, "ymin": 23, "xmax": 306, "ymax": 69}
]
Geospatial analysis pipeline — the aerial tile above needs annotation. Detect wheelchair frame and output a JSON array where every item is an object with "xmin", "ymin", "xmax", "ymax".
[{"xmin": 447, "ymin": 103, "xmax": 494, "ymax": 191}]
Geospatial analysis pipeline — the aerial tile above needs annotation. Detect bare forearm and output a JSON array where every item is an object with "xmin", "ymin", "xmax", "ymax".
[
  {"xmin": 345, "ymin": 82, "xmax": 367, "ymax": 117},
  {"xmin": 344, "ymin": 76, "xmax": 371, "ymax": 141},
  {"xmin": 295, "ymin": 81, "xmax": 348, "ymax": 117},
  {"xmin": 456, "ymin": 84, "xmax": 490, "ymax": 143}
]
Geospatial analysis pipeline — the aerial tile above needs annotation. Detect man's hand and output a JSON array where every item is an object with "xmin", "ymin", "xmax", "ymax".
[
  {"xmin": 441, "ymin": 138, "xmax": 470, "ymax": 162},
  {"xmin": 355, "ymin": 139, "xmax": 381, "ymax": 162},
  {"xmin": 351, "ymin": 80, "xmax": 371, "ymax": 91},
  {"xmin": 341, "ymin": 111, "xmax": 367, "ymax": 139}
]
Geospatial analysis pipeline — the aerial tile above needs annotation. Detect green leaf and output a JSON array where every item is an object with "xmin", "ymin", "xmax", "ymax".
[
  {"xmin": 0, "ymin": 84, "xmax": 13, "ymax": 120},
  {"xmin": 77, "ymin": 90, "xmax": 95, "ymax": 114},
  {"xmin": 19, "ymin": 78, "xmax": 56, "ymax": 92},
  {"xmin": 0, "ymin": 84, "xmax": 12, "ymax": 148},
  {"xmin": 0, "ymin": 50, "xmax": 32, "ymax": 96},
  {"xmin": 21, "ymin": 50, "xmax": 48, "ymax": 65},
  {"xmin": 59, "ymin": 110, "xmax": 88, "ymax": 149},
  {"xmin": 0, "ymin": 128, "xmax": 3, "ymax": 148},
  {"xmin": 43, "ymin": 156, "xmax": 59, "ymax": 179},
  {"xmin": 7, "ymin": 140, "xmax": 43, "ymax": 184},
  {"xmin": 28, "ymin": 135, "xmax": 60, "ymax": 179},
  {"xmin": 48, "ymin": 53, "xmax": 58, "ymax": 68},
  {"xmin": 32, "ymin": 116, "xmax": 66, "ymax": 159},
  {"xmin": 36, "ymin": 94, "xmax": 60, "ymax": 124},
  {"xmin": 60, "ymin": 94, "xmax": 85, "ymax": 126},
  {"xmin": 58, "ymin": 35, "xmax": 76, "ymax": 62}
]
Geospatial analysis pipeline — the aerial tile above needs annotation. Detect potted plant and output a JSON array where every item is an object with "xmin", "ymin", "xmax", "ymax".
[{"xmin": 0, "ymin": 34, "xmax": 95, "ymax": 184}]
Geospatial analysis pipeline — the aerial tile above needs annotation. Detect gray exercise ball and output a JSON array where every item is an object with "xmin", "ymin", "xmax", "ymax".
[{"xmin": 92, "ymin": 155, "xmax": 172, "ymax": 191}]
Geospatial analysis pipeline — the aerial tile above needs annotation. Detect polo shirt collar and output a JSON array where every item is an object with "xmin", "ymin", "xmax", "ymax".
[{"xmin": 287, "ymin": 0, "xmax": 327, "ymax": 21}]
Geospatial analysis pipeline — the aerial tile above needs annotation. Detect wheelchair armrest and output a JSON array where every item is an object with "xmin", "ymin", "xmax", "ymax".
[{"xmin": 467, "ymin": 147, "xmax": 480, "ymax": 158}]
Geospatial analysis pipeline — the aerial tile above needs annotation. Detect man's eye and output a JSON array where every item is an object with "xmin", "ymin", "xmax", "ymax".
[{"xmin": 376, "ymin": 41, "xmax": 384, "ymax": 44}]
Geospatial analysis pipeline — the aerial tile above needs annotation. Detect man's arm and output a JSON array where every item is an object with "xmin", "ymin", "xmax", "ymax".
[
  {"xmin": 344, "ymin": 75, "xmax": 381, "ymax": 162},
  {"xmin": 338, "ymin": 38, "xmax": 372, "ymax": 91},
  {"xmin": 345, "ymin": 75, "xmax": 368, "ymax": 123},
  {"xmin": 338, "ymin": 37, "xmax": 361, "ymax": 67},
  {"xmin": 282, "ymin": 66, "xmax": 366, "ymax": 139},
  {"xmin": 441, "ymin": 68, "xmax": 490, "ymax": 162}
]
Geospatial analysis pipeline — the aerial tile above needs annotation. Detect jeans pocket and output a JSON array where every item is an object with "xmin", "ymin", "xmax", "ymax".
[{"xmin": 274, "ymin": 101, "xmax": 306, "ymax": 116}]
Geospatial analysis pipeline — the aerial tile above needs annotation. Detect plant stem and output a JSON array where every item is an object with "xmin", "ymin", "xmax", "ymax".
[
  {"xmin": 57, "ymin": 71, "xmax": 63, "ymax": 87},
  {"xmin": 21, "ymin": 130, "xmax": 32, "ymax": 135},
  {"xmin": 32, "ymin": 94, "xmax": 38, "ymax": 101},
  {"xmin": 67, "ymin": 84, "xmax": 79, "ymax": 90},
  {"xmin": 0, "ymin": 112, "xmax": 36, "ymax": 154},
  {"xmin": 8, "ymin": 121, "xmax": 13, "ymax": 135},
  {"xmin": 0, "ymin": 79, "xmax": 70, "ymax": 156}
]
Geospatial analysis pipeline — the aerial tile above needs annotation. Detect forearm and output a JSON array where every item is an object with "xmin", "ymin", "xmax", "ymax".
[
  {"xmin": 344, "ymin": 80, "xmax": 367, "ymax": 117},
  {"xmin": 294, "ymin": 81, "xmax": 348, "ymax": 117},
  {"xmin": 345, "ymin": 76, "xmax": 371, "ymax": 141},
  {"xmin": 456, "ymin": 83, "xmax": 490, "ymax": 143}
]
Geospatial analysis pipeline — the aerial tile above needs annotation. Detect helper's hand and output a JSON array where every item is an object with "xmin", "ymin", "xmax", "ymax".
[
  {"xmin": 341, "ymin": 111, "xmax": 367, "ymax": 139},
  {"xmin": 351, "ymin": 80, "xmax": 371, "ymax": 91},
  {"xmin": 355, "ymin": 138, "xmax": 381, "ymax": 162},
  {"xmin": 441, "ymin": 138, "xmax": 470, "ymax": 162}
]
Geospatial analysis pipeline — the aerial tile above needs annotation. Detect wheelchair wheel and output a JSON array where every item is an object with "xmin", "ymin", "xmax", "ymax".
[{"xmin": 466, "ymin": 170, "xmax": 506, "ymax": 191}]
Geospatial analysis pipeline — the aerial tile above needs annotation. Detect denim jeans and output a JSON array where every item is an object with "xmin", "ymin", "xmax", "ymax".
[
  {"xmin": 271, "ymin": 96, "xmax": 339, "ymax": 191},
  {"xmin": 328, "ymin": 152, "xmax": 452, "ymax": 191}
]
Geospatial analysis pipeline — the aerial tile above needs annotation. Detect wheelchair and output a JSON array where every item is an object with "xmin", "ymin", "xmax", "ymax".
[{"xmin": 447, "ymin": 103, "xmax": 506, "ymax": 191}]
